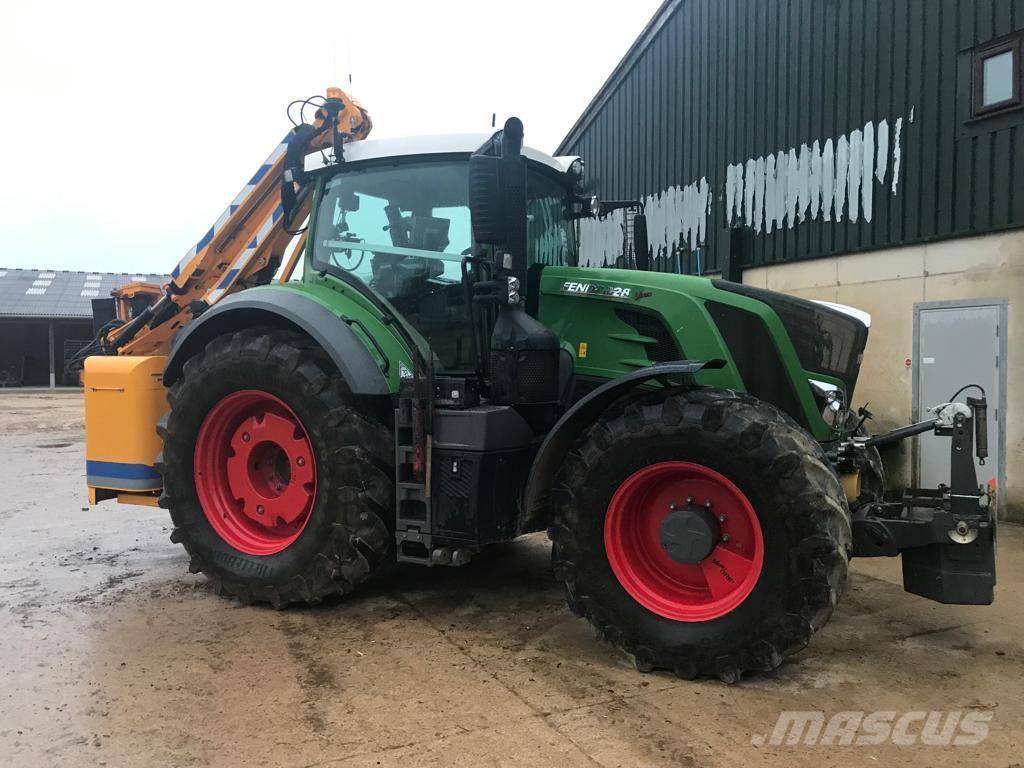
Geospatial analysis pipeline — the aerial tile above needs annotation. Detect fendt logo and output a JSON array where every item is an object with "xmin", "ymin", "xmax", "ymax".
[
  {"xmin": 560, "ymin": 281, "xmax": 631, "ymax": 299},
  {"xmin": 751, "ymin": 710, "xmax": 993, "ymax": 747}
]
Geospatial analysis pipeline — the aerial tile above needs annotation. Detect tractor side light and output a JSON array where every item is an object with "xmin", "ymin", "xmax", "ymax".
[
  {"xmin": 822, "ymin": 390, "xmax": 844, "ymax": 428},
  {"xmin": 507, "ymin": 277, "xmax": 521, "ymax": 306},
  {"xmin": 809, "ymin": 379, "xmax": 845, "ymax": 428}
]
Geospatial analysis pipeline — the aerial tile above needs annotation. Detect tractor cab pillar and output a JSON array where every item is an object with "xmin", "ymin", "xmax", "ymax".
[{"xmin": 468, "ymin": 117, "xmax": 563, "ymax": 409}]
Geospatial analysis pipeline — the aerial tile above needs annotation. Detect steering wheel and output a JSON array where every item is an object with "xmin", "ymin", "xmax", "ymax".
[{"xmin": 331, "ymin": 238, "xmax": 366, "ymax": 272}]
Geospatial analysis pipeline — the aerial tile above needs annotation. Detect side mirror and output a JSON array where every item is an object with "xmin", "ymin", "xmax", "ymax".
[
  {"xmin": 632, "ymin": 213, "xmax": 649, "ymax": 270},
  {"xmin": 469, "ymin": 117, "xmax": 528, "ymax": 279},
  {"xmin": 469, "ymin": 154, "xmax": 505, "ymax": 244}
]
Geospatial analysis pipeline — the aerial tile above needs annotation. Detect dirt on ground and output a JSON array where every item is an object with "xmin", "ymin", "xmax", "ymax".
[{"xmin": 0, "ymin": 390, "xmax": 1021, "ymax": 768}]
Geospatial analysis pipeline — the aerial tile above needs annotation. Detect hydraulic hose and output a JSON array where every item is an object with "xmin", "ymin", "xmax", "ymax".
[{"xmin": 864, "ymin": 418, "xmax": 939, "ymax": 448}]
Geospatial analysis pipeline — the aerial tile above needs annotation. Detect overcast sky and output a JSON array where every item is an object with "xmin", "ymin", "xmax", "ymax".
[{"xmin": 1, "ymin": 0, "xmax": 661, "ymax": 274}]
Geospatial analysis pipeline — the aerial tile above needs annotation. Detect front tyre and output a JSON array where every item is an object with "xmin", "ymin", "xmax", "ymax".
[
  {"xmin": 157, "ymin": 329, "xmax": 393, "ymax": 607},
  {"xmin": 550, "ymin": 388, "xmax": 851, "ymax": 682}
]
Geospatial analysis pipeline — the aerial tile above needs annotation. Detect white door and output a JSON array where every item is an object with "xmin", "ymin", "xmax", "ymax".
[{"xmin": 915, "ymin": 302, "xmax": 1001, "ymax": 495}]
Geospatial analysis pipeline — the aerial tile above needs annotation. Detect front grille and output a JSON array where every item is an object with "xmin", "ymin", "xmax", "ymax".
[
  {"xmin": 711, "ymin": 279, "xmax": 868, "ymax": 394},
  {"xmin": 614, "ymin": 308, "xmax": 683, "ymax": 363}
]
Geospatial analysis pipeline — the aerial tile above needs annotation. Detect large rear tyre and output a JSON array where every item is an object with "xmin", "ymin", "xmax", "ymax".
[
  {"xmin": 157, "ymin": 328, "xmax": 393, "ymax": 607},
  {"xmin": 550, "ymin": 388, "xmax": 851, "ymax": 682}
]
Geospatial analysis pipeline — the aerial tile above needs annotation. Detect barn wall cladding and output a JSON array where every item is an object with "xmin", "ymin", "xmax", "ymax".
[{"xmin": 558, "ymin": 0, "xmax": 1024, "ymax": 274}]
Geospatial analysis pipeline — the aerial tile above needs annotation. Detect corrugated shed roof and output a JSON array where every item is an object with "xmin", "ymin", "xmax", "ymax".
[{"xmin": 0, "ymin": 268, "xmax": 166, "ymax": 319}]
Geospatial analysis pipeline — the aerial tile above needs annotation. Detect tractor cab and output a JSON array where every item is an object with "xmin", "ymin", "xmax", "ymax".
[{"xmin": 305, "ymin": 135, "xmax": 582, "ymax": 374}]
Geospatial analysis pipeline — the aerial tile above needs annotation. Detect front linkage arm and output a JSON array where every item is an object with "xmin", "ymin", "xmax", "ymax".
[{"xmin": 841, "ymin": 393, "xmax": 996, "ymax": 605}]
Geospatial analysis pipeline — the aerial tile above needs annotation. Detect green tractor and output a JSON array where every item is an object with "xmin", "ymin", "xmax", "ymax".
[{"xmin": 154, "ymin": 117, "xmax": 995, "ymax": 681}]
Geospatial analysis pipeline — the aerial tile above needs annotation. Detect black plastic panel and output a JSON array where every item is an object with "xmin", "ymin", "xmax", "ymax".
[
  {"xmin": 431, "ymin": 447, "xmax": 534, "ymax": 545},
  {"xmin": 705, "ymin": 300, "xmax": 807, "ymax": 428},
  {"xmin": 432, "ymin": 405, "xmax": 534, "ymax": 451},
  {"xmin": 712, "ymin": 279, "xmax": 868, "ymax": 394}
]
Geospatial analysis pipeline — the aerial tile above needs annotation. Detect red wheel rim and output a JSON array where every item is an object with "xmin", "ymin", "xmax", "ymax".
[
  {"xmin": 194, "ymin": 390, "xmax": 317, "ymax": 556},
  {"xmin": 604, "ymin": 461, "xmax": 764, "ymax": 622}
]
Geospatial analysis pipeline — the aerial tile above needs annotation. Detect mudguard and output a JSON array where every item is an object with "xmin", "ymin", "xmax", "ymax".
[
  {"xmin": 521, "ymin": 360, "xmax": 725, "ymax": 528},
  {"xmin": 162, "ymin": 289, "xmax": 390, "ymax": 395}
]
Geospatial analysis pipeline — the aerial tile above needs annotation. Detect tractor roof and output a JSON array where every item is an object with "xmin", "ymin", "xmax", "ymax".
[{"xmin": 303, "ymin": 133, "xmax": 578, "ymax": 175}]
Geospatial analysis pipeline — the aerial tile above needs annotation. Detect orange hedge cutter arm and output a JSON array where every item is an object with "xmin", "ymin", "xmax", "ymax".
[{"xmin": 106, "ymin": 87, "xmax": 371, "ymax": 358}]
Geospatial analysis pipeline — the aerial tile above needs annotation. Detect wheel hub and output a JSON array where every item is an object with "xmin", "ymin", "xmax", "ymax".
[
  {"xmin": 659, "ymin": 505, "xmax": 721, "ymax": 564},
  {"xmin": 194, "ymin": 390, "xmax": 317, "ymax": 556},
  {"xmin": 604, "ymin": 461, "xmax": 765, "ymax": 622},
  {"xmin": 224, "ymin": 410, "xmax": 314, "ymax": 527}
]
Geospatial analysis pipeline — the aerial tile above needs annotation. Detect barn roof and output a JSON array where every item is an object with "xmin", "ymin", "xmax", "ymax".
[{"xmin": 0, "ymin": 268, "xmax": 166, "ymax": 319}]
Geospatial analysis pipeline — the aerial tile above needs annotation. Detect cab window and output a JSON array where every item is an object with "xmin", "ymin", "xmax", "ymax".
[
  {"xmin": 313, "ymin": 161, "xmax": 474, "ymax": 370},
  {"xmin": 311, "ymin": 159, "xmax": 576, "ymax": 370}
]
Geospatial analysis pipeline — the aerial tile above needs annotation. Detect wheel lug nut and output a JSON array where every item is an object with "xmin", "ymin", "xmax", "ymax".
[
  {"xmin": 704, "ymin": 499, "xmax": 712, "ymax": 508},
  {"xmin": 256, "ymin": 505, "xmax": 265, "ymax": 515},
  {"xmin": 296, "ymin": 457, "xmax": 305, "ymax": 467},
  {"xmin": 669, "ymin": 503, "xmax": 677, "ymax": 511},
  {"xmin": 686, "ymin": 497, "xmax": 694, "ymax": 505},
  {"xmin": 722, "ymin": 533, "xmax": 731, "ymax": 543},
  {"xmin": 719, "ymin": 514, "xmax": 727, "ymax": 523},
  {"xmin": 242, "ymin": 432, "xmax": 251, "ymax": 442}
]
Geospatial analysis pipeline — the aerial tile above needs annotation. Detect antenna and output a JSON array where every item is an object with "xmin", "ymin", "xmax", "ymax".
[
  {"xmin": 491, "ymin": 113, "xmax": 496, "ymax": 128},
  {"xmin": 347, "ymin": 44, "xmax": 354, "ymax": 96}
]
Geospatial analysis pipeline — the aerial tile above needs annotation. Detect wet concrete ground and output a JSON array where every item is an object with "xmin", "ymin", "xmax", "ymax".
[{"xmin": 0, "ymin": 391, "xmax": 1021, "ymax": 767}]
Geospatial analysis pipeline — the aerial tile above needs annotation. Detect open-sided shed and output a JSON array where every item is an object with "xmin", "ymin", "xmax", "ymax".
[{"xmin": 0, "ymin": 268, "xmax": 164, "ymax": 387}]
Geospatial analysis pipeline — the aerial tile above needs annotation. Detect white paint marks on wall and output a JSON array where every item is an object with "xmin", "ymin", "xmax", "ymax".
[
  {"xmin": 875, "ymin": 120, "xmax": 889, "ymax": 184},
  {"xmin": 725, "ymin": 164, "xmax": 743, "ymax": 227},
  {"xmin": 580, "ymin": 111, "xmax": 910, "ymax": 263},
  {"xmin": 848, "ymin": 128, "xmax": 862, "ymax": 222},
  {"xmin": 579, "ymin": 177, "xmax": 711, "ymax": 267},
  {"xmin": 765, "ymin": 153, "xmax": 779, "ymax": 232},
  {"xmin": 822, "ymin": 139, "xmax": 835, "ymax": 222},
  {"xmin": 835, "ymin": 135, "xmax": 848, "ymax": 222},
  {"xmin": 725, "ymin": 114, "xmax": 909, "ymax": 233},
  {"xmin": 862, "ymin": 121, "xmax": 874, "ymax": 224},
  {"xmin": 891, "ymin": 117, "xmax": 903, "ymax": 195},
  {"xmin": 645, "ymin": 178, "xmax": 711, "ymax": 253},
  {"xmin": 578, "ymin": 210, "xmax": 627, "ymax": 267}
]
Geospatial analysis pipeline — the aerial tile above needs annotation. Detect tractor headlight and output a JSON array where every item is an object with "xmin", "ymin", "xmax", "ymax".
[
  {"xmin": 568, "ymin": 158, "xmax": 584, "ymax": 180},
  {"xmin": 809, "ymin": 379, "xmax": 845, "ymax": 428}
]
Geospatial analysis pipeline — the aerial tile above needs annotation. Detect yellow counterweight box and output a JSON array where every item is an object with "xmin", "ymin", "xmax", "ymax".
[{"xmin": 84, "ymin": 355, "xmax": 168, "ymax": 504}]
